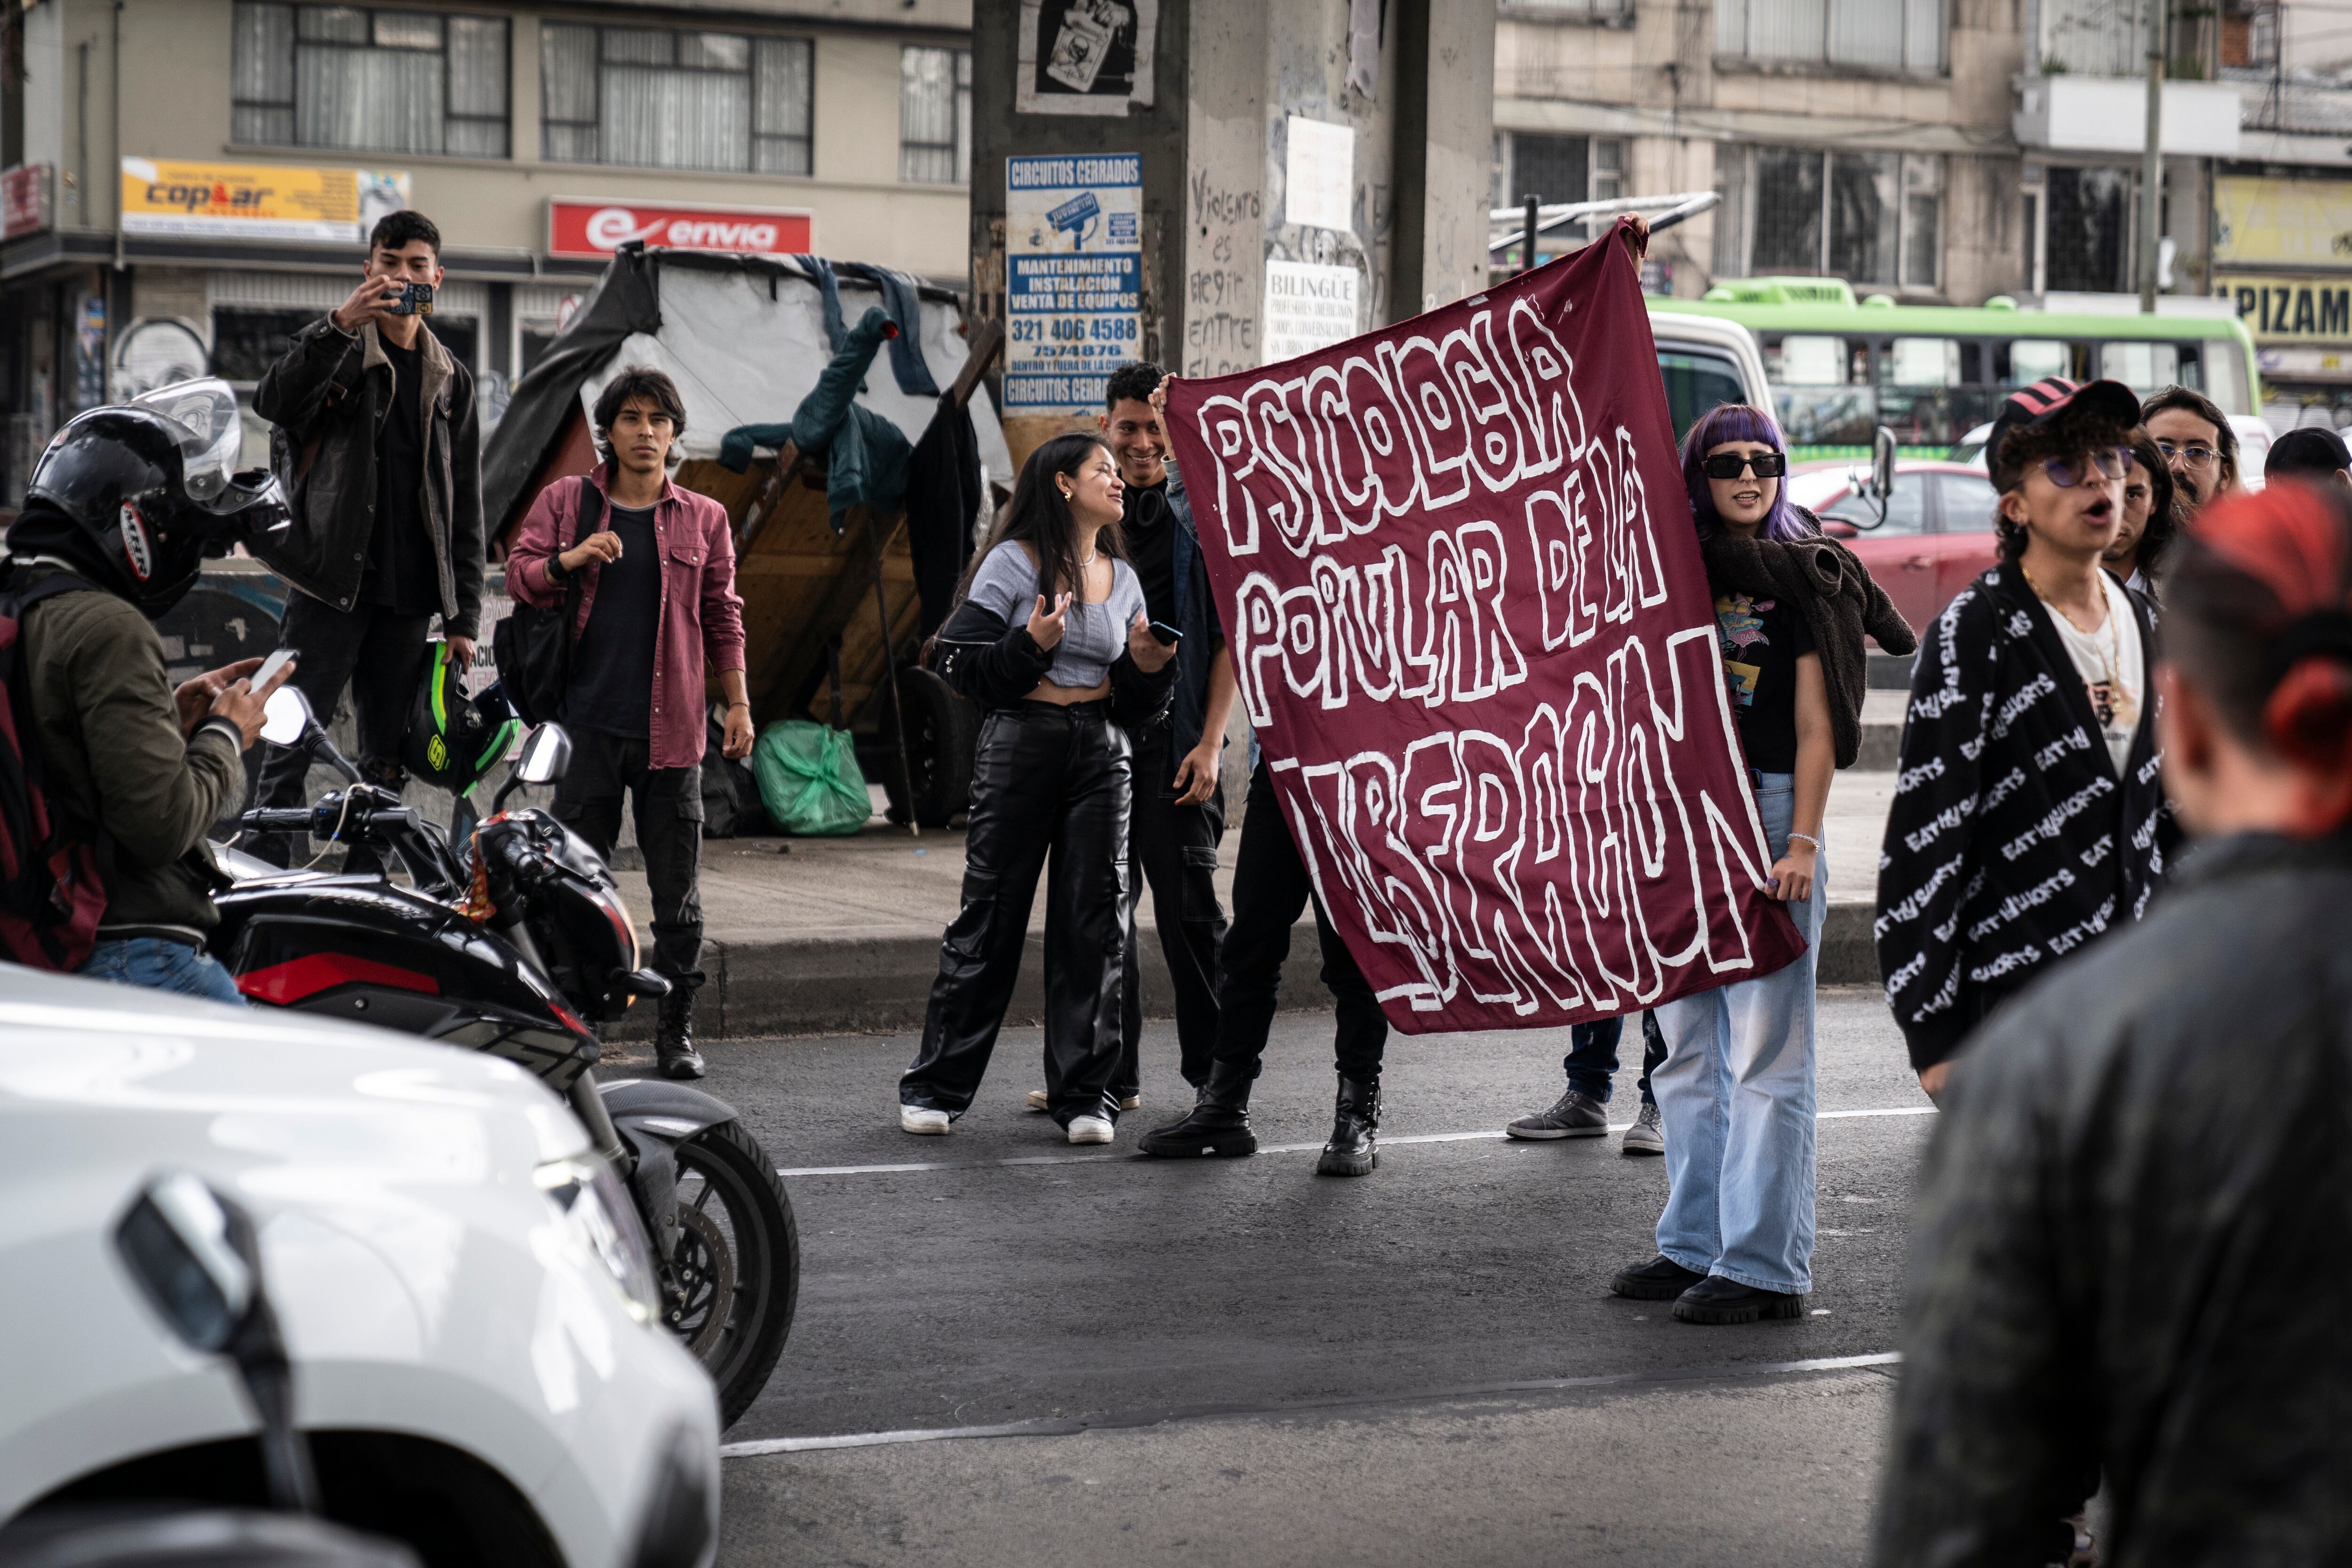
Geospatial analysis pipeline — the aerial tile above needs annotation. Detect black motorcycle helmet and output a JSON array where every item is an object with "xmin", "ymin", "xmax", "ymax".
[
  {"xmin": 19, "ymin": 379, "xmax": 291, "ymax": 619},
  {"xmin": 404, "ymin": 645, "xmax": 521, "ymax": 796}
]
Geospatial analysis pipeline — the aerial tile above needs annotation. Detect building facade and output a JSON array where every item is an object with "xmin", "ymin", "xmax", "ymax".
[{"xmin": 0, "ymin": 0, "xmax": 975, "ymax": 502}]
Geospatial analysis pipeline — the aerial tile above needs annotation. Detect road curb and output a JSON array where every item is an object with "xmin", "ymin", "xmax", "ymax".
[{"xmin": 613, "ymin": 904, "xmax": 1881, "ymax": 1041}]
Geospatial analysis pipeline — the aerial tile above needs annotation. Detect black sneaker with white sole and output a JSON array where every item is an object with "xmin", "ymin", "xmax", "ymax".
[{"xmin": 1505, "ymin": 1088, "xmax": 1609, "ymax": 1140}]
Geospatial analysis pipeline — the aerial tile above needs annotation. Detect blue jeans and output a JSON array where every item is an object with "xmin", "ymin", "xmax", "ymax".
[
  {"xmin": 80, "ymin": 938, "xmax": 247, "ymax": 1007},
  {"xmin": 1562, "ymin": 1011, "xmax": 1665, "ymax": 1106},
  {"xmin": 1651, "ymin": 774, "xmax": 1823, "ymax": 1294}
]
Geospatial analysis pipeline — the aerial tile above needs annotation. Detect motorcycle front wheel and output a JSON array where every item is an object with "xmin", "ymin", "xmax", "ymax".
[{"xmin": 665, "ymin": 1120, "xmax": 800, "ymax": 1428}]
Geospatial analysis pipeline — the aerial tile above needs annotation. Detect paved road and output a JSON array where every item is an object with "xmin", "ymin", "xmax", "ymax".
[{"xmin": 631, "ymin": 988, "xmax": 1933, "ymax": 1566}]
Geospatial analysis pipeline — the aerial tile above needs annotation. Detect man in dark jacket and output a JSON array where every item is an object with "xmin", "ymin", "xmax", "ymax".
[
  {"xmin": 250, "ymin": 209, "xmax": 484, "ymax": 863},
  {"xmin": 1875, "ymin": 378, "xmax": 2169, "ymax": 1096},
  {"xmin": 1873, "ymin": 479, "xmax": 2352, "ymax": 1567}
]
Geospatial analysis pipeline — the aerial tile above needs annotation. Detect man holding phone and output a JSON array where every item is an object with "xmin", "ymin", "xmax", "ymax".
[{"xmin": 249, "ymin": 209, "xmax": 484, "ymax": 867}]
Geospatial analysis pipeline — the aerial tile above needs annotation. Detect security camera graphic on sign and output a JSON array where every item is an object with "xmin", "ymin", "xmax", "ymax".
[{"xmin": 1046, "ymin": 190, "xmax": 1102, "ymax": 250}]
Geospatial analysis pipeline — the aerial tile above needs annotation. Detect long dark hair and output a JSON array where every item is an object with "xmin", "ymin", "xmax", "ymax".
[
  {"xmin": 1680, "ymin": 403, "xmax": 1814, "ymax": 542},
  {"xmin": 2125, "ymin": 434, "xmax": 2179, "ymax": 584},
  {"xmin": 970, "ymin": 432, "xmax": 1123, "ymax": 601}
]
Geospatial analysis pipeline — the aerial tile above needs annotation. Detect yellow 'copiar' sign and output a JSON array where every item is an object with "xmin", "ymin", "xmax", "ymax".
[{"xmin": 119, "ymin": 157, "xmax": 410, "ymax": 244}]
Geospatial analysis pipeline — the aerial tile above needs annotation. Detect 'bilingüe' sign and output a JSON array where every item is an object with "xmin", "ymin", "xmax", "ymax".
[{"xmin": 1166, "ymin": 222, "xmax": 1804, "ymax": 1034}]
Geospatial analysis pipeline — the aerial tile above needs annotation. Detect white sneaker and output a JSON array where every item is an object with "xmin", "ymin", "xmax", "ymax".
[
  {"xmin": 900, "ymin": 1105, "xmax": 950, "ymax": 1136},
  {"xmin": 1066, "ymin": 1114, "xmax": 1115, "ymax": 1145}
]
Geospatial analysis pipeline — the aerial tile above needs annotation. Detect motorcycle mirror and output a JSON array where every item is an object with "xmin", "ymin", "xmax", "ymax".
[
  {"xmin": 115, "ymin": 1172, "xmax": 255, "ymax": 1354},
  {"xmin": 259, "ymin": 686, "xmax": 316, "ymax": 749},
  {"xmin": 514, "ymin": 724, "xmax": 572, "ymax": 786}
]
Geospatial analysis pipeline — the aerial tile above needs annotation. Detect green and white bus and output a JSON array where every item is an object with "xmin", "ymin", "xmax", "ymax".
[{"xmin": 1649, "ymin": 277, "xmax": 2264, "ymax": 461}]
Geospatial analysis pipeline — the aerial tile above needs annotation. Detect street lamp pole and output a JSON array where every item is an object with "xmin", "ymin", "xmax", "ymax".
[{"xmin": 2138, "ymin": 0, "xmax": 2167, "ymax": 315}]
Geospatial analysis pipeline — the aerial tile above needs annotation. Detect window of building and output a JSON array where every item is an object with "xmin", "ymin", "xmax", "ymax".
[
  {"xmin": 1715, "ymin": 0, "xmax": 1947, "ymax": 74},
  {"xmin": 900, "ymin": 47, "xmax": 971, "ymax": 185},
  {"xmin": 2043, "ymin": 166, "xmax": 2130, "ymax": 293},
  {"xmin": 1722, "ymin": 146, "xmax": 1941, "ymax": 290},
  {"xmin": 1498, "ymin": 134, "xmax": 1629, "ymax": 256},
  {"xmin": 540, "ymin": 24, "xmax": 813, "ymax": 175},
  {"xmin": 231, "ymin": 4, "xmax": 509, "ymax": 157}
]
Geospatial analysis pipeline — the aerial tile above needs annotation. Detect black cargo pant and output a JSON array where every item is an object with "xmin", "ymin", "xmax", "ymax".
[
  {"xmin": 551, "ymin": 729, "xmax": 706, "ymax": 991},
  {"xmin": 1213, "ymin": 760, "xmax": 1387, "ymax": 1082},
  {"xmin": 1114, "ymin": 723, "xmax": 1227, "ymax": 1098},
  {"xmin": 901, "ymin": 700, "xmax": 1131, "ymax": 1128},
  {"xmin": 250, "ymin": 593, "xmax": 432, "ymax": 868}
]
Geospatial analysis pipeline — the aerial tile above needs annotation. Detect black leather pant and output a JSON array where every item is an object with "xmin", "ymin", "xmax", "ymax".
[
  {"xmin": 1212, "ymin": 760, "xmax": 1388, "ymax": 1081},
  {"xmin": 1116, "ymin": 724, "xmax": 1227, "ymax": 1097},
  {"xmin": 551, "ymin": 729, "xmax": 706, "ymax": 991},
  {"xmin": 901, "ymin": 700, "xmax": 1132, "ymax": 1126}
]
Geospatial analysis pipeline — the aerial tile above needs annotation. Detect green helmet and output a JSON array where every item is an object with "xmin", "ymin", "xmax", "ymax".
[{"xmin": 404, "ymin": 641, "xmax": 521, "ymax": 795}]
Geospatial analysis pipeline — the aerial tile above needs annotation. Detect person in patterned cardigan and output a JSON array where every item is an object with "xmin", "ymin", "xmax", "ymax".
[{"xmin": 1876, "ymin": 379, "xmax": 2175, "ymax": 1096}]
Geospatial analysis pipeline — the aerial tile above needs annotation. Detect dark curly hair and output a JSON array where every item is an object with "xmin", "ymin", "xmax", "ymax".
[
  {"xmin": 1992, "ymin": 405, "xmax": 2140, "ymax": 562},
  {"xmin": 367, "ymin": 209, "xmax": 440, "ymax": 257},
  {"xmin": 1104, "ymin": 361, "xmax": 1165, "ymax": 410},
  {"xmin": 2121, "ymin": 435, "xmax": 2178, "ymax": 585}
]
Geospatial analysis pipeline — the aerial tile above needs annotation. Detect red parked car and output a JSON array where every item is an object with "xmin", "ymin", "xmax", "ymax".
[{"xmin": 1788, "ymin": 460, "xmax": 2002, "ymax": 633}]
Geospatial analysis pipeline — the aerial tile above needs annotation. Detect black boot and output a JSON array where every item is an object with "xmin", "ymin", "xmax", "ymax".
[
  {"xmin": 655, "ymin": 988, "xmax": 706, "ymax": 1080},
  {"xmin": 1315, "ymin": 1074, "xmax": 1380, "ymax": 1177},
  {"xmin": 1137, "ymin": 1060, "xmax": 1257, "ymax": 1158}
]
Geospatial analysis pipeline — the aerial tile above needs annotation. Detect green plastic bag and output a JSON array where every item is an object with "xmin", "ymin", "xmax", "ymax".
[{"xmin": 752, "ymin": 721, "xmax": 872, "ymax": 837}]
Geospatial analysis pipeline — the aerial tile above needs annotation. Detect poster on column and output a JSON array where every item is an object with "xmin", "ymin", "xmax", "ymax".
[
  {"xmin": 1165, "ymin": 221, "xmax": 1805, "ymax": 1035},
  {"xmin": 1005, "ymin": 153, "xmax": 1144, "ymax": 414}
]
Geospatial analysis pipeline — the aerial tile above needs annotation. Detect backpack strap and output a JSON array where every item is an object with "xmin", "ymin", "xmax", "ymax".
[
  {"xmin": 573, "ymin": 472, "xmax": 604, "ymax": 547},
  {"xmin": 1, "ymin": 570, "xmax": 103, "ymax": 620}
]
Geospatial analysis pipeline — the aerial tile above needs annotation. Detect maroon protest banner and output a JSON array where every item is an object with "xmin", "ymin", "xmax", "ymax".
[{"xmin": 1166, "ymin": 223, "xmax": 1804, "ymax": 1034}]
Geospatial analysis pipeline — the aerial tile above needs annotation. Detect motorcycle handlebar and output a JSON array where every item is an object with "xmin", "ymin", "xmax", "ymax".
[{"xmin": 239, "ymin": 808, "xmax": 319, "ymax": 833}]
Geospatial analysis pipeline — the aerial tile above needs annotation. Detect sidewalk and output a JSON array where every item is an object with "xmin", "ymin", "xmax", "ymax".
[{"xmin": 617, "ymin": 694, "xmax": 1907, "ymax": 1038}]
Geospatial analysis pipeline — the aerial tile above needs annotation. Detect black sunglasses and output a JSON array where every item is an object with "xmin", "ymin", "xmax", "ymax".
[{"xmin": 1701, "ymin": 452, "xmax": 1787, "ymax": 479}]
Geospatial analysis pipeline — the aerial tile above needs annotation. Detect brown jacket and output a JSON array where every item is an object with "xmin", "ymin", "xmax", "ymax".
[{"xmin": 16, "ymin": 564, "xmax": 246, "ymax": 941}]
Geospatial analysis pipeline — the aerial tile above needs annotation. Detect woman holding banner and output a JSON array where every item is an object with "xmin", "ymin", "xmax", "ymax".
[
  {"xmin": 1609, "ymin": 403, "xmax": 1914, "ymax": 1324},
  {"xmin": 897, "ymin": 434, "xmax": 1178, "ymax": 1145}
]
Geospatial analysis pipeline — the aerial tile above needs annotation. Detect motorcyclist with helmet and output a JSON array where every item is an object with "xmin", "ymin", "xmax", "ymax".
[{"xmin": 3, "ymin": 381, "xmax": 297, "ymax": 1001}]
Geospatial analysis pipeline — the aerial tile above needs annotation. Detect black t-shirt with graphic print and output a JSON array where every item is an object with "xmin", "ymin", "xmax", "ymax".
[{"xmin": 1714, "ymin": 590, "xmax": 1814, "ymax": 773}]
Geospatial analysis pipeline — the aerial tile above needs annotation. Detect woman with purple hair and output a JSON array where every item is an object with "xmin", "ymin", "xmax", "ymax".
[{"xmin": 1607, "ymin": 403, "xmax": 1915, "ymax": 1325}]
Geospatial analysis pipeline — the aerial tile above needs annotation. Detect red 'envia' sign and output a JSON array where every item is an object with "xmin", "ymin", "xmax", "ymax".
[
  {"xmin": 548, "ymin": 199, "xmax": 813, "ymax": 260},
  {"xmin": 1166, "ymin": 222, "xmax": 1804, "ymax": 1034}
]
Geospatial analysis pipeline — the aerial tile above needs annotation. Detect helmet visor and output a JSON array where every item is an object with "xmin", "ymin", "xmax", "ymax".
[{"xmin": 129, "ymin": 379, "xmax": 246, "ymax": 506}]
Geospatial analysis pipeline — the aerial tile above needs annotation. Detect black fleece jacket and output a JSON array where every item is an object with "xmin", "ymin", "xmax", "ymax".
[{"xmin": 1874, "ymin": 560, "xmax": 2173, "ymax": 1070}]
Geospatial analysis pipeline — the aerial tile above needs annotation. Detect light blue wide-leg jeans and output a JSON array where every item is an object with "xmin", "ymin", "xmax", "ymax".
[{"xmin": 1650, "ymin": 773, "xmax": 1823, "ymax": 1294}]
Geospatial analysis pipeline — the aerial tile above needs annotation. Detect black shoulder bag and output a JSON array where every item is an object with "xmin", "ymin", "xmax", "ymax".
[{"xmin": 494, "ymin": 475, "xmax": 601, "ymax": 726}]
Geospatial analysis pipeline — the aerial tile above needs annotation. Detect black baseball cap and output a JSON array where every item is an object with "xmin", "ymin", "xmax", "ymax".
[
  {"xmin": 2266, "ymin": 425, "xmax": 2352, "ymax": 481},
  {"xmin": 1986, "ymin": 376, "xmax": 2144, "ymax": 486}
]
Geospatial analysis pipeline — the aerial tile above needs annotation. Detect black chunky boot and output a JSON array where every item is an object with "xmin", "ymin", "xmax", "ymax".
[
  {"xmin": 1137, "ymin": 1060, "xmax": 1258, "ymax": 1158},
  {"xmin": 655, "ymin": 988, "xmax": 706, "ymax": 1080},
  {"xmin": 1315, "ymin": 1074, "xmax": 1380, "ymax": 1177}
]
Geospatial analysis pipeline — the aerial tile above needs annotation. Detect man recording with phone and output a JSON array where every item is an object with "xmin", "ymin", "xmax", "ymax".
[{"xmin": 249, "ymin": 209, "xmax": 484, "ymax": 868}]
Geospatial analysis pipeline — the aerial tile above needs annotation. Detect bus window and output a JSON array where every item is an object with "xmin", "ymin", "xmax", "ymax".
[
  {"xmin": 2199, "ymin": 344, "xmax": 2249, "ymax": 414},
  {"xmin": 2098, "ymin": 342, "xmax": 2180, "ymax": 393},
  {"xmin": 1768, "ymin": 335, "xmax": 1852, "ymax": 386},
  {"xmin": 2004, "ymin": 339, "xmax": 2071, "ymax": 384},
  {"xmin": 1886, "ymin": 338, "xmax": 1961, "ymax": 387},
  {"xmin": 1657, "ymin": 350, "xmax": 1749, "ymax": 440}
]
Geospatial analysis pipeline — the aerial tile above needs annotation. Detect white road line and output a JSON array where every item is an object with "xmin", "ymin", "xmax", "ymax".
[
  {"xmin": 774, "ymin": 1105, "xmax": 1935, "ymax": 1179},
  {"xmin": 718, "ymin": 1351, "xmax": 1904, "ymax": 1458}
]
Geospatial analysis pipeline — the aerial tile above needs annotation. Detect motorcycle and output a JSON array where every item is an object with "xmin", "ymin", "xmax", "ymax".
[{"xmin": 209, "ymin": 688, "xmax": 796, "ymax": 1428}]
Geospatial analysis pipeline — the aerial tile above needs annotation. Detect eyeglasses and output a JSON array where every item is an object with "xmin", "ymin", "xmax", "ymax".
[
  {"xmin": 1700, "ymin": 452, "xmax": 1787, "ymax": 479},
  {"xmin": 2154, "ymin": 438, "xmax": 2219, "ymax": 470},
  {"xmin": 2034, "ymin": 448, "xmax": 2131, "ymax": 488}
]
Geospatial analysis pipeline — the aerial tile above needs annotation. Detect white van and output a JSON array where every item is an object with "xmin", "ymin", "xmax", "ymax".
[{"xmin": 1648, "ymin": 309, "xmax": 1771, "ymax": 440}]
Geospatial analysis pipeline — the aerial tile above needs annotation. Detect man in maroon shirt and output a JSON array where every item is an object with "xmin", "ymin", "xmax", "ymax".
[{"xmin": 507, "ymin": 367, "xmax": 752, "ymax": 1078}]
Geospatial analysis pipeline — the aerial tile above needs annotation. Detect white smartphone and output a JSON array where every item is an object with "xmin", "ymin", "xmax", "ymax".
[{"xmin": 254, "ymin": 648, "xmax": 296, "ymax": 689}]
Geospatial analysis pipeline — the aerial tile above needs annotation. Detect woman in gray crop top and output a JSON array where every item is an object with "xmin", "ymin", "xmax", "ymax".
[{"xmin": 900, "ymin": 433, "xmax": 1177, "ymax": 1147}]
